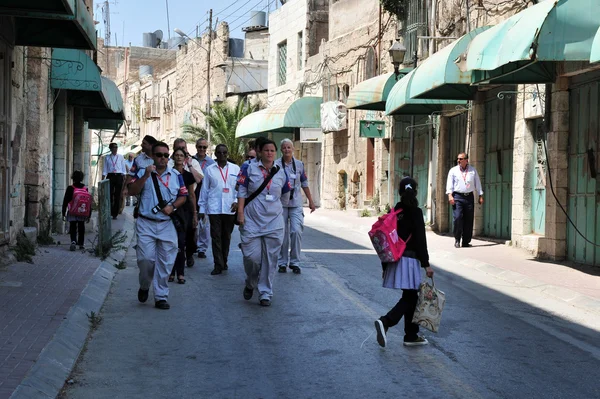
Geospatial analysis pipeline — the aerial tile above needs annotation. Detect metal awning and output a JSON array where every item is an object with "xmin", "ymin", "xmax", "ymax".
[
  {"xmin": 236, "ymin": 97, "xmax": 322, "ymax": 138},
  {"xmin": 346, "ymin": 69, "xmax": 412, "ymax": 110},
  {"xmin": 591, "ymin": 27, "xmax": 600, "ymax": 63},
  {"xmin": 385, "ymin": 70, "xmax": 466, "ymax": 116},
  {"xmin": 51, "ymin": 49, "xmax": 124, "ymax": 131},
  {"xmin": 410, "ymin": 26, "xmax": 490, "ymax": 100},
  {"xmin": 0, "ymin": 0, "xmax": 96, "ymax": 50},
  {"xmin": 467, "ymin": 0, "xmax": 600, "ymax": 84}
]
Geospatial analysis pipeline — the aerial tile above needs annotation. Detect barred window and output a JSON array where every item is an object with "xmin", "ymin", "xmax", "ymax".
[{"xmin": 278, "ymin": 41, "xmax": 287, "ymax": 86}]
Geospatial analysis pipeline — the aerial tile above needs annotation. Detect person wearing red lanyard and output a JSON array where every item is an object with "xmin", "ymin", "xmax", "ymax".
[
  {"xmin": 193, "ymin": 138, "xmax": 216, "ymax": 259},
  {"xmin": 102, "ymin": 142, "xmax": 127, "ymax": 220},
  {"xmin": 446, "ymin": 153, "xmax": 484, "ymax": 248},
  {"xmin": 198, "ymin": 144, "xmax": 240, "ymax": 275}
]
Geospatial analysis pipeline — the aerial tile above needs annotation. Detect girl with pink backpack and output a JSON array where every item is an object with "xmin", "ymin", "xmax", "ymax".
[{"xmin": 62, "ymin": 171, "xmax": 92, "ymax": 251}]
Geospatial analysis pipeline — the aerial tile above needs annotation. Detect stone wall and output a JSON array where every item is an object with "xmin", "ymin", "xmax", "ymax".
[{"xmin": 244, "ymin": 29, "xmax": 269, "ymax": 61}]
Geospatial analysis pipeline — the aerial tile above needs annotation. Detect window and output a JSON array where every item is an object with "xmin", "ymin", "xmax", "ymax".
[
  {"xmin": 297, "ymin": 31, "xmax": 304, "ymax": 70},
  {"xmin": 278, "ymin": 41, "xmax": 287, "ymax": 86},
  {"xmin": 402, "ymin": 0, "xmax": 428, "ymax": 64}
]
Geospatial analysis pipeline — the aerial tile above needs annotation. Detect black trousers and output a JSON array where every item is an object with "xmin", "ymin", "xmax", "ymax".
[
  {"xmin": 171, "ymin": 229, "xmax": 186, "ymax": 278},
  {"xmin": 381, "ymin": 289, "xmax": 419, "ymax": 341},
  {"xmin": 209, "ymin": 214, "xmax": 235, "ymax": 271},
  {"xmin": 107, "ymin": 174, "xmax": 124, "ymax": 217},
  {"xmin": 452, "ymin": 192, "xmax": 475, "ymax": 245},
  {"xmin": 185, "ymin": 219, "xmax": 197, "ymax": 259},
  {"xmin": 69, "ymin": 221, "xmax": 85, "ymax": 246}
]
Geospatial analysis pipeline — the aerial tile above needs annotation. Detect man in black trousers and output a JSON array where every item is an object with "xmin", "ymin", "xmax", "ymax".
[
  {"xmin": 102, "ymin": 142, "xmax": 127, "ymax": 220},
  {"xmin": 445, "ymin": 153, "xmax": 484, "ymax": 248}
]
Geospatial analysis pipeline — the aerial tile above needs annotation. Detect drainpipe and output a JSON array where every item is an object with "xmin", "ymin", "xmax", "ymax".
[{"xmin": 430, "ymin": 0, "xmax": 437, "ymax": 56}]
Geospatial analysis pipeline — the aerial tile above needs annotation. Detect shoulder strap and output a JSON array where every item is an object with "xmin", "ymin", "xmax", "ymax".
[
  {"xmin": 246, "ymin": 165, "xmax": 280, "ymax": 205},
  {"xmin": 151, "ymin": 173, "xmax": 166, "ymax": 206}
]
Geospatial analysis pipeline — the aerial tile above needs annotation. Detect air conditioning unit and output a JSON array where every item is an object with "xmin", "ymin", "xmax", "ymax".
[{"xmin": 226, "ymin": 84, "xmax": 239, "ymax": 94}]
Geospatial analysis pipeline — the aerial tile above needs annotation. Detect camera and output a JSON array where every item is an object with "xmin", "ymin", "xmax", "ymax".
[{"xmin": 151, "ymin": 204, "xmax": 162, "ymax": 214}]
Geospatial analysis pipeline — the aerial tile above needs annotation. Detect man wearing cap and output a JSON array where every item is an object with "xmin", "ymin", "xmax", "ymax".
[
  {"xmin": 446, "ymin": 153, "xmax": 484, "ymax": 248},
  {"xmin": 102, "ymin": 142, "xmax": 127, "ymax": 220}
]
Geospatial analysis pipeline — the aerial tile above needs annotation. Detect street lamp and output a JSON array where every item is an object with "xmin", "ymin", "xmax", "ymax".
[
  {"xmin": 174, "ymin": 27, "xmax": 212, "ymax": 146},
  {"xmin": 389, "ymin": 41, "xmax": 407, "ymax": 81}
]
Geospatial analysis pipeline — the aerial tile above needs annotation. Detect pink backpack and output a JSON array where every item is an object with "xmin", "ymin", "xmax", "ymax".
[
  {"xmin": 68, "ymin": 186, "xmax": 92, "ymax": 217},
  {"xmin": 368, "ymin": 207, "xmax": 411, "ymax": 263}
]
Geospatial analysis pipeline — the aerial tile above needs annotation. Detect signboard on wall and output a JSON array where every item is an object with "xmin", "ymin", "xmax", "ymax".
[{"xmin": 300, "ymin": 128, "xmax": 323, "ymax": 143}]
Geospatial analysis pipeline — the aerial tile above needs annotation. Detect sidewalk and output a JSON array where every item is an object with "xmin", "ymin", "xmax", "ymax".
[
  {"xmin": 0, "ymin": 210, "xmax": 135, "ymax": 399},
  {"xmin": 305, "ymin": 208, "xmax": 600, "ymax": 314}
]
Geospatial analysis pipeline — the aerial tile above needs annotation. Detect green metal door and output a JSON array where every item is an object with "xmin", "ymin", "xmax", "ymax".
[
  {"xmin": 448, "ymin": 113, "xmax": 468, "ymax": 231},
  {"xmin": 531, "ymin": 119, "xmax": 546, "ymax": 235},
  {"xmin": 394, "ymin": 116, "xmax": 429, "ymax": 221},
  {"xmin": 483, "ymin": 90, "xmax": 515, "ymax": 239},
  {"xmin": 567, "ymin": 77, "xmax": 600, "ymax": 265}
]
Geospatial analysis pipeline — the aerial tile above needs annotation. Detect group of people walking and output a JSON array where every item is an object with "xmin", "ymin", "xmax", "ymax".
[{"xmin": 119, "ymin": 135, "xmax": 314, "ymax": 310}]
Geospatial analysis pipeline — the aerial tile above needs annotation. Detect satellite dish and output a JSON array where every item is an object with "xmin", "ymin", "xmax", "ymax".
[{"xmin": 154, "ymin": 30, "xmax": 164, "ymax": 41}]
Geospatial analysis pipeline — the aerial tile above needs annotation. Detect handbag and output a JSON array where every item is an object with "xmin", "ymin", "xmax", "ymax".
[
  {"xmin": 412, "ymin": 277, "xmax": 446, "ymax": 333},
  {"xmin": 234, "ymin": 165, "xmax": 280, "ymax": 225},
  {"xmin": 151, "ymin": 173, "xmax": 185, "ymax": 232}
]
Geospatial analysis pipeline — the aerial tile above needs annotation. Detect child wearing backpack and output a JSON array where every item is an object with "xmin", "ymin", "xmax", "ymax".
[{"xmin": 62, "ymin": 170, "xmax": 92, "ymax": 251}]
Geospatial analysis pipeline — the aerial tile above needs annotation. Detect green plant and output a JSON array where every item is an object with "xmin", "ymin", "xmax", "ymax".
[
  {"xmin": 14, "ymin": 232, "xmax": 36, "ymax": 263},
  {"xmin": 383, "ymin": 203, "xmax": 391, "ymax": 214},
  {"xmin": 36, "ymin": 198, "xmax": 54, "ymax": 245},
  {"xmin": 86, "ymin": 311, "xmax": 103, "ymax": 330},
  {"xmin": 181, "ymin": 99, "xmax": 258, "ymax": 165},
  {"xmin": 360, "ymin": 209, "xmax": 372, "ymax": 217},
  {"xmin": 380, "ymin": 0, "xmax": 407, "ymax": 19},
  {"xmin": 91, "ymin": 230, "xmax": 128, "ymax": 260},
  {"xmin": 115, "ymin": 260, "xmax": 126, "ymax": 270}
]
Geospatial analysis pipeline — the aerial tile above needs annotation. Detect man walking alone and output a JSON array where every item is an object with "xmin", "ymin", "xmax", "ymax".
[{"xmin": 446, "ymin": 153, "xmax": 483, "ymax": 248}]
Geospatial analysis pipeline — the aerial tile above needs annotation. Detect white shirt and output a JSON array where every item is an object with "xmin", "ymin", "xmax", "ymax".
[
  {"xmin": 446, "ymin": 164, "xmax": 483, "ymax": 195},
  {"xmin": 102, "ymin": 153, "xmax": 127, "ymax": 176},
  {"xmin": 198, "ymin": 162, "xmax": 240, "ymax": 215}
]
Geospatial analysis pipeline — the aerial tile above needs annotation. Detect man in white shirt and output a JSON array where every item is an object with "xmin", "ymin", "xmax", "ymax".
[
  {"xmin": 193, "ymin": 138, "xmax": 215, "ymax": 259},
  {"xmin": 102, "ymin": 142, "xmax": 127, "ymax": 220},
  {"xmin": 198, "ymin": 144, "xmax": 240, "ymax": 275},
  {"xmin": 446, "ymin": 153, "xmax": 484, "ymax": 248}
]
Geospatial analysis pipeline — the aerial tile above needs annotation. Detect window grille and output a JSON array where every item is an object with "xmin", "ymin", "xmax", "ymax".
[
  {"xmin": 535, "ymin": 123, "xmax": 547, "ymax": 190},
  {"xmin": 297, "ymin": 32, "xmax": 303, "ymax": 70},
  {"xmin": 278, "ymin": 41, "xmax": 287, "ymax": 86},
  {"xmin": 402, "ymin": 0, "xmax": 428, "ymax": 64}
]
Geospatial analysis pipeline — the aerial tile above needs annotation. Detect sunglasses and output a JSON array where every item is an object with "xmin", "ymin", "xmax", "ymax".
[
  {"xmin": 197, "ymin": 145, "xmax": 208, "ymax": 149},
  {"xmin": 457, "ymin": 157, "xmax": 467, "ymax": 160},
  {"xmin": 153, "ymin": 152, "xmax": 170, "ymax": 158},
  {"xmin": 246, "ymin": 156, "xmax": 256, "ymax": 160}
]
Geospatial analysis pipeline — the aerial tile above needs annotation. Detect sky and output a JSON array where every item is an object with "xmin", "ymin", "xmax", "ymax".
[{"xmin": 94, "ymin": 0, "xmax": 278, "ymax": 47}]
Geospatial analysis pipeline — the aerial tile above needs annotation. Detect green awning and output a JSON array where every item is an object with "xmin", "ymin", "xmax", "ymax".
[
  {"xmin": 385, "ymin": 70, "xmax": 466, "ymax": 116},
  {"xmin": 236, "ymin": 97, "xmax": 322, "ymax": 138},
  {"xmin": 410, "ymin": 26, "xmax": 490, "ymax": 100},
  {"xmin": 591, "ymin": 27, "xmax": 600, "ymax": 63},
  {"xmin": 467, "ymin": 0, "xmax": 600, "ymax": 84},
  {"xmin": 1, "ymin": 0, "xmax": 96, "ymax": 50},
  {"xmin": 51, "ymin": 49, "xmax": 124, "ymax": 131},
  {"xmin": 346, "ymin": 68, "xmax": 412, "ymax": 110}
]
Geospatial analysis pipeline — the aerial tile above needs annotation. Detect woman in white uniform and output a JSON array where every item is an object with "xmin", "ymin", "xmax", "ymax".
[{"xmin": 236, "ymin": 139, "xmax": 291, "ymax": 306}]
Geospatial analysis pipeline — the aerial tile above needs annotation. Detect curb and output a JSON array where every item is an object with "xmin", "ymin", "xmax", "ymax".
[
  {"xmin": 10, "ymin": 214, "xmax": 136, "ymax": 399},
  {"xmin": 430, "ymin": 250, "xmax": 600, "ymax": 316}
]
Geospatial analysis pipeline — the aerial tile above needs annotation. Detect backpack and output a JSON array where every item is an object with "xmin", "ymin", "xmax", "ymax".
[
  {"xmin": 368, "ymin": 207, "xmax": 411, "ymax": 263},
  {"xmin": 68, "ymin": 186, "xmax": 92, "ymax": 217}
]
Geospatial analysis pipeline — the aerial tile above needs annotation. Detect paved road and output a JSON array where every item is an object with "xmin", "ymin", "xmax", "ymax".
[{"xmin": 63, "ymin": 212, "xmax": 600, "ymax": 399}]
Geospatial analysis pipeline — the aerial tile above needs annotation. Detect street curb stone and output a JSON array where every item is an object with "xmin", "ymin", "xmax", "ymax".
[{"xmin": 10, "ymin": 215, "xmax": 135, "ymax": 399}]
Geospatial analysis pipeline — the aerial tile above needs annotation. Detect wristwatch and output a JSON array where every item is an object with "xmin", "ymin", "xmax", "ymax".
[{"xmin": 172, "ymin": 205, "xmax": 177, "ymax": 212}]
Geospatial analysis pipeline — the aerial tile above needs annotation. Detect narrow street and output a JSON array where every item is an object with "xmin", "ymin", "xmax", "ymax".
[{"xmin": 62, "ymin": 211, "xmax": 600, "ymax": 399}]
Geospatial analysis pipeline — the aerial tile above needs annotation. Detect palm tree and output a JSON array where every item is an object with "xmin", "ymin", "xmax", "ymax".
[{"xmin": 181, "ymin": 100, "xmax": 258, "ymax": 165}]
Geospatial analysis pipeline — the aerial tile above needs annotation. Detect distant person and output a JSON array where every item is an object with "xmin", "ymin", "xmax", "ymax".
[
  {"xmin": 236, "ymin": 139, "xmax": 291, "ymax": 306},
  {"xmin": 193, "ymin": 138, "xmax": 215, "ymax": 259},
  {"xmin": 124, "ymin": 153, "xmax": 135, "ymax": 206},
  {"xmin": 102, "ymin": 142, "xmax": 127, "ymax": 220},
  {"xmin": 199, "ymin": 144, "xmax": 240, "ymax": 275},
  {"xmin": 245, "ymin": 149, "xmax": 257, "ymax": 162},
  {"xmin": 276, "ymin": 139, "xmax": 316, "ymax": 274},
  {"xmin": 374, "ymin": 177, "xmax": 434, "ymax": 348},
  {"xmin": 62, "ymin": 171, "xmax": 92, "ymax": 251},
  {"xmin": 446, "ymin": 152, "xmax": 483, "ymax": 248}
]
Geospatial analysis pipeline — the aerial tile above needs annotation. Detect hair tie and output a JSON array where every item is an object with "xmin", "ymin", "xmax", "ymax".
[{"xmin": 405, "ymin": 183, "xmax": 412, "ymax": 190}]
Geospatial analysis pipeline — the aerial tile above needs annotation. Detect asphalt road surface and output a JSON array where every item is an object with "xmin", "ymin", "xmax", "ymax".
[{"xmin": 63, "ymin": 214, "xmax": 600, "ymax": 399}]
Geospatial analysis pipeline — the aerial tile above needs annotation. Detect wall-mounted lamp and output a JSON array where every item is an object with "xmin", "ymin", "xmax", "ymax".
[{"xmin": 389, "ymin": 41, "xmax": 407, "ymax": 80}]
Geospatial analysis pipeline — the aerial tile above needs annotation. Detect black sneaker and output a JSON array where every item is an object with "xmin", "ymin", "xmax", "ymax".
[
  {"xmin": 278, "ymin": 266, "xmax": 287, "ymax": 273},
  {"xmin": 154, "ymin": 300, "xmax": 170, "ymax": 310},
  {"xmin": 259, "ymin": 299, "xmax": 271, "ymax": 307},
  {"xmin": 403, "ymin": 336, "xmax": 429, "ymax": 347},
  {"xmin": 186, "ymin": 257, "xmax": 195, "ymax": 267},
  {"xmin": 374, "ymin": 319, "xmax": 387, "ymax": 348},
  {"xmin": 462, "ymin": 243, "xmax": 473, "ymax": 248},
  {"xmin": 454, "ymin": 241, "xmax": 460, "ymax": 248},
  {"xmin": 70, "ymin": 241, "xmax": 76, "ymax": 251},
  {"xmin": 243, "ymin": 286, "xmax": 253, "ymax": 300},
  {"xmin": 210, "ymin": 269, "xmax": 222, "ymax": 275},
  {"xmin": 289, "ymin": 265, "xmax": 301, "ymax": 274},
  {"xmin": 137, "ymin": 288, "xmax": 149, "ymax": 303},
  {"xmin": 198, "ymin": 252, "xmax": 207, "ymax": 259}
]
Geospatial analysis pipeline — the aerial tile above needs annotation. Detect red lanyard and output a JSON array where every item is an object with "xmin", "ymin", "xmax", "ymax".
[
  {"xmin": 260, "ymin": 167, "xmax": 273, "ymax": 192},
  {"xmin": 157, "ymin": 174, "xmax": 170, "ymax": 188},
  {"xmin": 460, "ymin": 167, "xmax": 469, "ymax": 185},
  {"xmin": 110, "ymin": 155, "xmax": 118, "ymax": 171},
  {"xmin": 201, "ymin": 160, "xmax": 207, "ymax": 169},
  {"xmin": 218, "ymin": 165, "xmax": 229, "ymax": 185}
]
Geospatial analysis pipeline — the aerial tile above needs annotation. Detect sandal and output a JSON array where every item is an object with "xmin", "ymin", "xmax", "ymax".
[
  {"xmin": 177, "ymin": 278, "xmax": 186, "ymax": 284},
  {"xmin": 168, "ymin": 276, "xmax": 175, "ymax": 283}
]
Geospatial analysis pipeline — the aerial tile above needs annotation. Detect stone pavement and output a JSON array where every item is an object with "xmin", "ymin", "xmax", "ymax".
[
  {"xmin": 306, "ymin": 208, "xmax": 600, "ymax": 314},
  {"xmin": 0, "ymin": 211, "xmax": 134, "ymax": 399}
]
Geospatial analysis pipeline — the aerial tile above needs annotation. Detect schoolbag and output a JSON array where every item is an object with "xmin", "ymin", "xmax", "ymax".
[
  {"xmin": 368, "ymin": 207, "xmax": 411, "ymax": 263},
  {"xmin": 68, "ymin": 186, "xmax": 92, "ymax": 217}
]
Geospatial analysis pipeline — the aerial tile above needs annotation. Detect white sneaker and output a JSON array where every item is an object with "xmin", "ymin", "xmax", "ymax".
[
  {"xmin": 374, "ymin": 319, "xmax": 387, "ymax": 348},
  {"xmin": 403, "ymin": 336, "xmax": 429, "ymax": 347}
]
